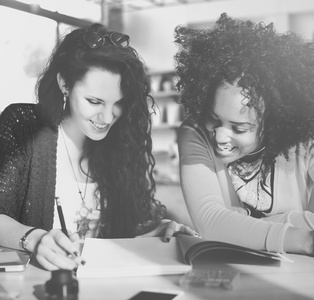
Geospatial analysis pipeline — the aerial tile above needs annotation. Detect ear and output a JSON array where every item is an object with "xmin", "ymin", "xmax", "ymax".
[{"xmin": 56, "ymin": 73, "xmax": 68, "ymax": 94}]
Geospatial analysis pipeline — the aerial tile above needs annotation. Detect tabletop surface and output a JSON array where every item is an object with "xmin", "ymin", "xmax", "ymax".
[{"xmin": 1, "ymin": 251, "xmax": 314, "ymax": 300}]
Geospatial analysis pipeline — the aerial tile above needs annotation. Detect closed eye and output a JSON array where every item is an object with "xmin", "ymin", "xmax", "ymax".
[
  {"xmin": 87, "ymin": 98, "xmax": 103, "ymax": 105},
  {"xmin": 232, "ymin": 127, "xmax": 251, "ymax": 134}
]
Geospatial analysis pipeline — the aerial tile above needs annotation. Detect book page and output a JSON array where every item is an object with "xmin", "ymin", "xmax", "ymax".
[
  {"xmin": 176, "ymin": 234, "xmax": 291, "ymax": 266},
  {"xmin": 76, "ymin": 237, "xmax": 191, "ymax": 278}
]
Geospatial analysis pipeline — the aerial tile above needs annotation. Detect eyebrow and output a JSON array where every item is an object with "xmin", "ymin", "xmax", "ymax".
[{"xmin": 209, "ymin": 109, "xmax": 256, "ymax": 127}]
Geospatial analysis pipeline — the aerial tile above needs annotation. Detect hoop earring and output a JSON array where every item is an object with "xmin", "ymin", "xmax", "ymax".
[{"xmin": 63, "ymin": 93, "xmax": 68, "ymax": 111}]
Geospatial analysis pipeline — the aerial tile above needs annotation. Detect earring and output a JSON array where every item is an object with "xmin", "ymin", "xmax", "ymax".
[{"xmin": 63, "ymin": 93, "xmax": 68, "ymax": 110}]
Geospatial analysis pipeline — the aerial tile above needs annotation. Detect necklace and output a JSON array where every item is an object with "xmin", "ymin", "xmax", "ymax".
[
  {"xmin": 246, "ymin": 146, "xmax": 265, "ymax": 156},
  {"xmin": 59, "ymin": 125, "xmax": 91, "ymax": 218}
]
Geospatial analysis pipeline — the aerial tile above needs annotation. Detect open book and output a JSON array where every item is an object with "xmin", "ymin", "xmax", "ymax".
[
  {"xmin": 176, "ymin": 234, "xmax": 292, "ymax": 265},
  {"xmin": 76, "ymin": 234, "xmax": 290, "ymax": 278},
  {"xmin": 76, "ymin": 236, "xmax": 191, "ymax": 278}
]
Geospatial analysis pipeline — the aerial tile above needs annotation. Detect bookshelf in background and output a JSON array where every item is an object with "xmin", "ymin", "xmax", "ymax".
[
  {"xmin": 149, "ymin": 71, "xmax": 193, "ymax": 228},
  {"xmin": 149, "ymin": 71, "xmax": 184, "ymax": 185}
]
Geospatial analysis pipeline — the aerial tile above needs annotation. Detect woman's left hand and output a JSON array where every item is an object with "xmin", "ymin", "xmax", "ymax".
[{"xmin": 136, "ymin": 219, "xmax": 199, "ymax": 242}]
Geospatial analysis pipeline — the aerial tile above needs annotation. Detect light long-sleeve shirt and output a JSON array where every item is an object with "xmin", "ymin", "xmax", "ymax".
[{"xmin": 178, "ymin": 119, "xmax": 314, "ymax": 253}]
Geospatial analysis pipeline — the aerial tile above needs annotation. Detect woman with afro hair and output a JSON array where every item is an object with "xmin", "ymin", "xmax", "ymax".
[{"xmin": 174, "ymin": 13, "xmax": 314, "ymax": 255}]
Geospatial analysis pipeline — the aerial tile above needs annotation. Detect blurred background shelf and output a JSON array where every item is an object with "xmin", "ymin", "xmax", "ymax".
[
  {"xmin": 152, "ymin": 123, "xmax": 181, "ymax": 130},
  {"xmin": 152, "ymin": 90, "xmax": 179, "ymax": 99}
]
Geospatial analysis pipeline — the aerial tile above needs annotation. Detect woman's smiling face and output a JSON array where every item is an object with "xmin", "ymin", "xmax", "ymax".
[
  {"xmin": 205, "ymin": 82, "xmax": 264, "ymax": 164},
  {"xmin": 60, "ymin": 67, "xmax": 124, "ymax": 144}
]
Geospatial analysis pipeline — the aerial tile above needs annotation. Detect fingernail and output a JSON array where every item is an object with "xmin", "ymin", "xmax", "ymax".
[
  {"xmin": 194, "ymin": 232, "xmax": 199, "ymax": 236},
  {"xmin": 81, "ymin": 260, "xmax": 86, "ymax": 265},
  {"xmin": 165, "ymin": 237, "xmax": 170, "ymax": 243},
  {"xmin": 73, "ymin": 251, "xmax": 79, "ymax": 257}
]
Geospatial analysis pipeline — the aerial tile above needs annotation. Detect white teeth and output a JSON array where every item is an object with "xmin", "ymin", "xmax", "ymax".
[
  {"xmin": 91, "ymin": 120, "xmax": 108, "ymax": 129},
  {"xmin": 217, "ymin": 144, "xmax": 234, "ymax": 151}
]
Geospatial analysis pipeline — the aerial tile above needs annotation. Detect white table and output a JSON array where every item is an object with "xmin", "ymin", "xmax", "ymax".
[{"xmin": 1, "ymin": 252, "xmax": 314, "ymax": 300}]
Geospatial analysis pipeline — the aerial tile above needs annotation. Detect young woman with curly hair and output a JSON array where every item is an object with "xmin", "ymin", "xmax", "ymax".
[
  {"xmin": 0, "ymin": 23, "xmax": 196, "ymax": 270},
  {"xmin": 174, "ymin": 13, "xmax": 314, "ymax": 255}
]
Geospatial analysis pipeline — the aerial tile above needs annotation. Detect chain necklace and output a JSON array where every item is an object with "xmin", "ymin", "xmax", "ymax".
[{"xmin": 59, "ymin": 125, "xmax": 92, "ymax": 236}]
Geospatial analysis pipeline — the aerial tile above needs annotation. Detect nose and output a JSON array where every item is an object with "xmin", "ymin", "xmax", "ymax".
[
  {"xmin": 213, "ymin": 127, "xmax": 232, "ymax": 144},
  {"xmin": 99, "ymin": 105, "xmax": 114, "ymax": 124}
]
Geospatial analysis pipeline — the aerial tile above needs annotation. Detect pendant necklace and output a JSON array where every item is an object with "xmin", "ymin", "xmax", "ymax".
[{"xmin": 59, "ymin": 125, "xmax": 93, "ymax": 235}]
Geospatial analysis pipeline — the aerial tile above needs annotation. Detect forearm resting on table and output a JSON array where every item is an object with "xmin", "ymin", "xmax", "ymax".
[
  {"xmin": 264, "ymin": 212, "xmax": 314, "ymax": 255},
  {"xmin": 0, "ymin": 214, "xmax": 46, "ymax": 252}
]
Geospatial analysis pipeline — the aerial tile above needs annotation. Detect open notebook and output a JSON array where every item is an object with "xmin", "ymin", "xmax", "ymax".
[
  {"xmin": 76, "ymin": 235, "xmax": 290, "ymax": 278},
  {"xmin": 76, "ymin": 237, "xmax": 191, "ymax": 278}
]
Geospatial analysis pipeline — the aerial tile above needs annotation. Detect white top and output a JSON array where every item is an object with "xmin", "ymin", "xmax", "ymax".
[{"xmin": 53, "ymin": 127, "xmax": 101, "ymax": 239}]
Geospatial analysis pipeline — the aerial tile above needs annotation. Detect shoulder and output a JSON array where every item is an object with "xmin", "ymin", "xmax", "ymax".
[
  {"xmin": 0, "ymin": 103, "xmax": 38, "ymax": 124},
  {"xmin": 178, "ymin": 118, "xmax": 216, "ymax": 166},
  {"xmin": 0, "ymin": 103, "xmax": 44, "ymax": 143},
  {"xmin": 179, "ymin": 118, "xmax": 211, "ymax": 145}
]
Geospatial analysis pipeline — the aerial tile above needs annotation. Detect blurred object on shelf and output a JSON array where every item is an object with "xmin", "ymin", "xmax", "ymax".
[
  {"xmin": 150, "ymin": 74, "xmax": 162, "ymax": 93},
  {"xmin": 150, "ymin": 71, "xmax": 176, "ymax": 93},
  {"xmin": 168, "ymin": 141, "xmax": 180, "ymax": 182},
  {"xmin": 160, "ymin": 73, "xmax": 174, "ymax": 91},
  {"xmin": 166, "ymin": 101, "xmax": 181, "ymax": 125},
  {"xmin": 150, "ymin": 102, "xmax": 165, "ymax": 127},
  {"xmin": 153, "ymin": 142, "xmax": 179, "ymax": 184}
]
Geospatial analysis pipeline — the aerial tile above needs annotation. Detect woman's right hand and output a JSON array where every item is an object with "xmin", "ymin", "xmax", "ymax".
[
  {"xmin": 283, "ymin": 227, "xmax": 314, "ymax": 256},
  {"xmin": 29, "ymin": 229, "xmax": 85, "ymax": 271}
]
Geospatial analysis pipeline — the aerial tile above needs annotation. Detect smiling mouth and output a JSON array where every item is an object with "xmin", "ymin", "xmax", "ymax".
[
  {"xmin": 90, "ymin": 120, "xmax": 109, "ymax": 130},
  {"xmin": 216, "ymin": 144, "xmax": 236, "ymax": 152}
]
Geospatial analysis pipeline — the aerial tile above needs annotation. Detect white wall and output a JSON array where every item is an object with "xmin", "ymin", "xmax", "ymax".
[
  {"xmin": 290, "ymin": 12, "xmax": 314, "ymax": 40},
  {"xmin": 123, "ymin": 0, "xmax": 314, "ymax": 72}
]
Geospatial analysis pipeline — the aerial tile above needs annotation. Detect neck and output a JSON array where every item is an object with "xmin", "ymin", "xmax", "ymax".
[
  {"xmin": 59, "ymin": 124, "xmax": 89, "ymax": 181},
  {"xmin": 240, "ymin": 146, "xmax": 265, "ymax": 163},
  {"xmin": 60, "ymin": 119, "xmax": 85, "ymax": 155}
]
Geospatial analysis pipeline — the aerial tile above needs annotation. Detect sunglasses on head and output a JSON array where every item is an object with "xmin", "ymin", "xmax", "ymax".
[{"xmin": 83, "ymin": 31, "xmax": 130, "ymax": 49}]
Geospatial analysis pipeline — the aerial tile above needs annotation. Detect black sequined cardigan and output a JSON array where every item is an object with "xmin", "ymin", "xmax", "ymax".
[{"xmin": 0, "ymin": 103, "xmax": 57, "ymax": 230}]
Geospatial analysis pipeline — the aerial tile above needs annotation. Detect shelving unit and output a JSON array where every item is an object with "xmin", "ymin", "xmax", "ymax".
[
  {"xmin": 149, "ymin": 71, "xmax": 192, "ymax": 228},
  {"xmin": 149, "ymin": 71, "xmax": 184, "ymax": 185}
]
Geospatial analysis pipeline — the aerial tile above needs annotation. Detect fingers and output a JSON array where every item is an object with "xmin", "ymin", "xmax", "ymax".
[
  {"xmin": 164, "ymin": 220, "xmax": 177, "ymax": 242},
  {"xmin": 36, "ymin": 229, "xmax": 85, "ymax": 271},
  {"xmin": 163, "ymin": 221, "xmax": 199, "ymax": 242},
  {"xmin": 176, "ymin": 223, "xmax": 200, "ymax": 237},
  {"xmin": 36, "ymin": 245, "xmax": 77, "ymax": 271},
  {"xmin": 136, "ymin": 224, "xmax": 166, "ymax": 238},
  {"xmin": 134, "ymin": 219, "xmax": 200, "ymax": 243},
  {"xmin": 44, "ymin": 230, "xmax": 79, "ymax": 256},
  {"xmin": 69, "ymin": 232, "xmax": 83, "ymax": 254}
]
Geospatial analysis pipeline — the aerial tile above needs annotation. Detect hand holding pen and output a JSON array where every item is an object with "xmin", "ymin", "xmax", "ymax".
[{"xmin": 30, "ymin": 198, "xmax": 86, "ymax": 271}]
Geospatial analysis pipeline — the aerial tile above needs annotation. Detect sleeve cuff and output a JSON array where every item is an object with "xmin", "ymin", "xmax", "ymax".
[{"xmin": 265, "ymin": 222, "xmax": 292, "ymax": 253}]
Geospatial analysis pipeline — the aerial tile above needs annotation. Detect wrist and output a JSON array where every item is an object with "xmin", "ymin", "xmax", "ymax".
[{"xmin": 19, "ymin": 228, "xmax": 46, "ymax": 253}]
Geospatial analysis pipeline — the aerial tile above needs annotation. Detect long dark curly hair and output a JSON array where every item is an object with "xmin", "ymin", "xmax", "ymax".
[
  {"xmin": 36, "ymin": 23, "xmax": 165, "ymax": 238},
  {"xmin": 174, "ymin": 13, "xmax": 314, "ymax": 169}
]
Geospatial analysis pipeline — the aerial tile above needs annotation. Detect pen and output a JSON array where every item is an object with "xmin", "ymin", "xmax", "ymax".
[
  {"xmin": 54, "ymin": 197, "xmax": 86, "ymax": 267},
  {"xmin": 55, "ymin": 197, "xmax": 69, "ymax": 238}
]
